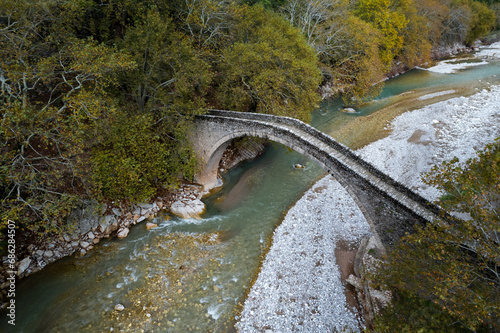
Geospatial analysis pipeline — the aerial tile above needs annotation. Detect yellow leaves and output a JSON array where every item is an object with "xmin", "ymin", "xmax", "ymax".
[
  {"xmin": 354, "ymin": 0, "xmax": 408, "ymax": 66},
  {"xmin": 66, "ymin": 38, "xmax": 136, "ymax": 78}
]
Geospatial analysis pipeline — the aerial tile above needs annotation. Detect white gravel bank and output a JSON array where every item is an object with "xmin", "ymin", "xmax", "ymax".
[
  {"xmin": 237, "ymin": 74, "xmax": 500, "ymax": 332},
  {"xmin": 359, "ymin": 84, "xmax": 500, "ymax": 200},
  {"xmin": 426, "ymin": 41, "xmax": 500, "ymax": 73},
  {"xmin": 236, "ymin": 177, "xmax": 371, "ymax": 332}
]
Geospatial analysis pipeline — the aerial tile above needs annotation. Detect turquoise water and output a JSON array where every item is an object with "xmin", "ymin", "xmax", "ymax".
[
  {"xmin": 2, "ymin": 60, "xmax": 500, "ymax": 332},
  {"xmin": 313, "ymin": 64, "xmax": 500, "ymax": 135}
]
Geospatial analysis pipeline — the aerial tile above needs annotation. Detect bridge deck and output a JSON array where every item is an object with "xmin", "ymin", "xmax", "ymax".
[{"xmin": 198, "ymin": 110, "xmax": 453, "ymax": 225}]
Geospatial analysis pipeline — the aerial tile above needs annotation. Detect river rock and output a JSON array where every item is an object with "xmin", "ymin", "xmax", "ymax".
[
  {"xmin": 99, "ymin": 215, "xmax": 117, "ymax": 234},
  {"xmin": 87, "ymin": 231, "xmax": 95, "ymax": 240},
  {"xmin": 43, "ymin": 250, "xmax": 54, "ymax": 258},
  {"xmin": 17, "ymin": 257, "xmax": 31, "ymax": 276},
  {"xmin": 80, "ymin": 241, "xmax": 90, "ymax": 249},
  {"xmin": 139, "ymin": 203, "xmax": 155, "ymax": 215},
  {"xmin": 117, "ymin": 228, "xmax": 129, "ymax": 239},
  {"xmin": 36, "ymin": 250, "xmax": 45, "ymax": 257},
  {"xmin": 170, "ymin": 199, "xmax": 205, "ymax": 219},
  {"xmin": 137, "ymin": 216, "xmax": 146, "ymax": 223},
  {"xmin": 68, "ymin": 202, "xmax": 103, "ymax": 236},
  {"xmin": 346, "ymin": 274, "xmax": 363, "ymax": 290},
  {"xmin": 112, "ymin": 208, "xmax": 122, "ymax": 217},
  {"xmin": 146, "ymin": 222, "xmax": 158, "ymax": 230},
  {"xmin": 341, "ymin": 107, "xmax": 357, "ymax": 113},
  {"xmin": 133, "ymin": 207, "xmax": 142, "ymax": 216},
  {"xmin": 114, "ymin": 304, "xmax": 125, "ymax": 311}
]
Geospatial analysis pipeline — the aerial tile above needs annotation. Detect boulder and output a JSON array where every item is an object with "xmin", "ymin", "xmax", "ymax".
[
  {"xmin": 133, "ymin": 207, "xmax": 142, "ymax": 216},
  {"xmin": 87, "ymin": 231, "xmax": 95, "ymax": 240},
  {"xmin": 80, "ymin": 241, "xmax": 90, "ymax": 249},
  {"xmin": 68, "ymin": 202, "xmax": 103, "ymax": 236},
  {"xmin": 43, "ymin": 250, "xmax": 54, "ymax": 258},
  {"xmin": 341, "ymin": 107, "xmax": 357, "ymax": 113},
  {"xmin": 170, "ymin": 199, "xmax": 206, "ymax": 219},
  {"xmin": 117, "ymin": 228, "xmax": 130, "ymax": 239},
  {"xmin": 17, "ymin": 257, "xmax": 31, "ymax": 276},
  {"xmin": 139, "ymin": 203, "xmax": 155, "ymax": 215},
  {"xmin": 99, "ymin": 215, "xmax": 118, "ymax": 235}
]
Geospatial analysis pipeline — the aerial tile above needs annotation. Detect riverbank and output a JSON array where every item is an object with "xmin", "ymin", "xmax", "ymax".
[
  {"xmin": 238, "ymin": 80, "xmax": 500, "ymax": 331},
  {"xmin": 0, "ymin": 137, "xmax": 266, "ymax": 309}
]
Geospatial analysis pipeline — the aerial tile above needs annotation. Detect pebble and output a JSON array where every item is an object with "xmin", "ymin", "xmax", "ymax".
[{"xmin": 114, "ymin": 304, "xmax": 125, "ymax": 311}]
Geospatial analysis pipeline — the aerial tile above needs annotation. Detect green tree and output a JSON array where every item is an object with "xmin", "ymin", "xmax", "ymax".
[
  {"xmin": 370, "ymin": 139, "xmax": 500, "ymax": 332},
  {"xmin": 0, "ymin": 0, "xmax": 135, "ymax": 235},
  {"xmin": 466, "ymin": 0, "xmax": 496, "ymax": 44},
  {"xmin": 217, "ymin": 5, "xmax": 321, "ymax": 122},
  {"xmin": 90, "ymin": 9, "xmax": 213, "ymax": 202}
]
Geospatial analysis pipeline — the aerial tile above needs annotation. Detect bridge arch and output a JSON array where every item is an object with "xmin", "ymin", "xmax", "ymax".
[
  {"xmin": 197, "ymin": 127, "xmax": 326, "ymax": 191},
  {"xmin": 189, "ymin": 110, "xmax": 454, "ymax": 246}
]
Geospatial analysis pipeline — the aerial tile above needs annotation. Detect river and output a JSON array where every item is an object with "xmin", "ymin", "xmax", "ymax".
[{"xmin": 2, "ymin": 46, "xmax": 500, "ymax": 332}]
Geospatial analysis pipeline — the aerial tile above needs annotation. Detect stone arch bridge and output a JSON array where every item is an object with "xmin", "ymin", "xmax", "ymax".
[{"xmin": 190, "ymin": 110, "xmax": 453, "ymax": 247}]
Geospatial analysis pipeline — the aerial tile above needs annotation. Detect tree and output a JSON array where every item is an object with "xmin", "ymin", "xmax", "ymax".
[
  {"xmin": 0, "ymin": 0, "xmax": 135, "ymax": 235},
  {"xmin": 370, "ymin": 139, "xmax": 500, "ymax": 332},
  {"xmin": 353, "ymin": 0, "xmax": 408, "ymax": 67},
  {"xmin": 172, "ymin": 0, "xmax": 234, "ymax": 49},
  {"xmin": 217, "ymin": 5, "xmax": 322, "ymax": 122},
  {"xmin": 391, "ymin": 0, "xmax": 432, "ymax": 69},
  {"xmin": 412, "ymin": 0, "xmax": 450, "ymax": 47},
  {"xmin": 279, "ymin": 0, "xmax": 385, "ymax": 104},
  {"xmin": 89, "ymin": 9, "xmax": 213, "ymax": 202},
  {"xmin": 329, "ymin": 15, "xmax": 386, "ymax": 104},
  {"xmin": 466, "ymin": 0, "xmax": 496, "ymax": 45}
]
